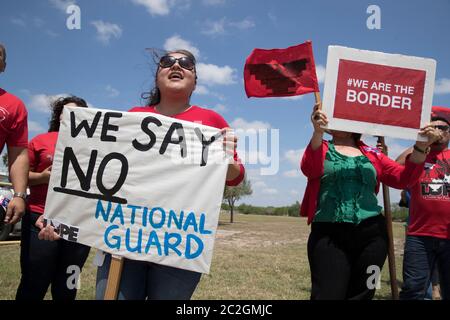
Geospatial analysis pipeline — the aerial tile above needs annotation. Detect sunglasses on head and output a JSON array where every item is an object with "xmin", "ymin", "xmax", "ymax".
[
  {"xmin": 433, "ymin": 125, "xmax": 450, "ymax": 132},
  {"xmin": 159, "ymin": 55, "xmax": 195, "ymax": 71}
]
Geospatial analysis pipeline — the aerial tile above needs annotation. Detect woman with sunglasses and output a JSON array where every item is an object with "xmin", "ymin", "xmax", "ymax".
[
  {"xmin": 94, "ymin": 49, "xmax": 245, "ymax": 300},
  {"xmin": 301, "ymin": 103, "xmax": 441, "ymax": 300}
]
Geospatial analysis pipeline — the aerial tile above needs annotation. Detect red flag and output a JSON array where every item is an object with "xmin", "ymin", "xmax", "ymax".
[
  {"xmin": 431, "ymin": 106, "xmax": 450, "ymax": 123},
  {"xmin": 244, "ymin": 41, "xmax": 319, "ymax": 98}
]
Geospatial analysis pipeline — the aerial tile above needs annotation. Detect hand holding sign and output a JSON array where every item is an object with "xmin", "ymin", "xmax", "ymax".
[
  {"xmin": 36, "ymin": 215, "xmax": 60, "ymax": 241},
  {"xmin": 416, "ymin": 124, "xmax": 444, "ymax": 148},
  {"xmin": 221, "ymin": 127, "xmax": 238, "ymax": 157}
]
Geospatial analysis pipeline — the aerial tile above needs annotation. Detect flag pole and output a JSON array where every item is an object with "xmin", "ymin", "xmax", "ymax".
[
  {"xmin": 314, "ymin": 92, "xmax": 322, "ymax": 110},
  {"xmin": 377, "ymin": 136, "xmax": 400, "ymax": 300}
]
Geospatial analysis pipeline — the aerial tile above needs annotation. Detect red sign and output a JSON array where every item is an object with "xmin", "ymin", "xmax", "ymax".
[
  {"xmin": 333, "ymin": 59, "xmax": 426, "ymax": 129},
  {"xmin": 244, "ymin": 41, "xmax": 319, "ymax": 98}
]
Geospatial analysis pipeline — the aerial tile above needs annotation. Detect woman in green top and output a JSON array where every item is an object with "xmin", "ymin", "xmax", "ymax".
[{"xmin": 301, "ymin": 103, "xmax": 441, "ymax": 300}]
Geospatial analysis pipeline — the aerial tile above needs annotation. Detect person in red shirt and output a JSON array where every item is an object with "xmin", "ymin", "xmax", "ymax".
[
  {"xmin": 300, "ymin": 103, "xmax": 440, "ymax": 300},
  {"xmin": 397, "ymin": 106, "xmax": 450, "ymax": 300},
  {"xmin": 91, "ymin": 49, "xmax": 245, "ymax": 300},
  {"xmin": 16, "ymin": 96, "xmax": 91, "ymax": 300},
  {"xmin": 0, "ymin": 43, "xmax": 29, "ymax": 226}
]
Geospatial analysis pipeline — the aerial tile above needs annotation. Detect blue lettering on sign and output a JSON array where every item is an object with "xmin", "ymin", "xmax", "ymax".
[
  {"xmin": 145, "ymin": 230, "xmax": 162, "ymax": 255},
  {"xmin": 95, "ymin": 200, "xmax": 214, "ymax": 260},
  {"xmin": 185, "ymin": 234, "xmax": 203, "ymax": 259},
  {"xmin": 104, "ymin": 224, "xmax": 121, "ymax": 249},
  {"xmin": 111, "ymin": 203, "xmax": 125, "ymax": 225},
  {"xmin": 149, "ymin": 207, "xmax": 165, "ymax": 228}
]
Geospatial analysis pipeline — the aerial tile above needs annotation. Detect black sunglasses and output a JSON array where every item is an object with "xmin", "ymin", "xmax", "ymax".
[
  {"xmin": 159, "ymin": 55, "xmax": 195, "ymax": 71},
  {"xmin": 433, "ymin": 125, "xmax": 450, "ymax": 132}
]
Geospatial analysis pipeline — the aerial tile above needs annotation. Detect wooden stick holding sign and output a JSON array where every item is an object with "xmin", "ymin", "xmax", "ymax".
[
  {"xmin": 104, "ymin": 255, "xmax": 124, "ymax": 300},
  {"xmin": 314, "ymin": 92, "xmax": 322, "ymax": 109},
  {"xmin": 377, "ymin": 136, "xmax": 399, "ymax": 300}
]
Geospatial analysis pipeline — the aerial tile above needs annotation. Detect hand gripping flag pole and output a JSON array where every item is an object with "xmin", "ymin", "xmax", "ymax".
[{"xmin": 377, "ymin": 136, "xmax": 400, "ymax": 300}]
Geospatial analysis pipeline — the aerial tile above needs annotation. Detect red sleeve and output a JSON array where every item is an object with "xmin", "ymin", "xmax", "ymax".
[
  {"xmin": 379, "ymin": 153, "xmax": 424, "ymax": 189},
  {"xmin": 27, "ymin": 138, "xmax": 38, "ymax": 172},
  {"xmin": 7, "ymin": 101, "xmax": 28, "ymax": 148},
  {"xmin": 300, "ymin": 140, "xmax": 326, "ymax": 179}
]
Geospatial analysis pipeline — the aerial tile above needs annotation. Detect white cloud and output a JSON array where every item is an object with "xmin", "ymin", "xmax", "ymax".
[
  {"xmin": 163, "ymin": 35, "xmax": 200, "ymax": 58},
  {"xmin": 268, "ymin": 12, "xmax": 277, "ymax": 24},
  {"xmin": 11, "ymin": 17, "xmax": 26, "ymax": 27},
  {"xmin": 131, "ymin": 0, "xmax": 170, "ymax": 16},
  {"xmin": 316, "ymin": 64, "xmax": 326, "ymax": 84},
  {"xmin": 253, "ymin": 181, "xmax": 267, "ymax": 188},
  {"xmin": 33, "ymin": 18, "xmax": 45, "ymax": 28},
  {"xmin": 434, "ymin": 78, "xmax": 450, "ymax": 95},
  {"xmin": 28, "ymin": 93, "xmax": 68, "ymax": 113},
  {"xmin": 49, "ymin": 0, "xmax": 76, "ymax": 12},
  {"xmin": 229, "ymin": 18, "xmax": 255, "ymax": 30},
  {"xmin": 283, "ymin": 170, "xmax": 301, "ymax": 178},
  {"xmin": 231, "ymin": 118, "xmax": 271, "ymax": 131},
  {"xmin": 202, "ymin": 17, "xmax": 255, "ymax": 36},
  {"xmin": 105, "ymin": 85, "xmax": 120, "ymax": 98},
  {"xmin": 197, "ymin": 63, "xmax": 237, "ymax": 86},
  {"xmin": 285, "ymin": 148, "xmax": 306, "ymax": 165},
  {"xmin": 194, "ymin": 85, "xmax": 209, "ymax": 95},
  {"xmin": 202, "ymin": 0, "xmax": 226, "ymax": 5},
  {"xmin": 91, "ymin": 21, "xmax": 122, "ymax": 45},
  {"xmin": 28, "ymin": 121, "xmax": 46, "ymax": 133},
  {"xmin": 262, "ymin": 188, "xmax": 278, "ymax": 195},
  {"xmin": 201, "ymin": 18, "xmax": 226, "ymax": 36},
  {"xmin": 46, "ymin": 30, "xmax": 59, "ymax": 37},
  {"xmin": 212, "ymin": 104, "xmax": 227, "ymax": 113}
]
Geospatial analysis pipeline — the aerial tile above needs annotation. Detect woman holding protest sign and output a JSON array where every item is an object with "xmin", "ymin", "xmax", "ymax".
[
  {"xmin": 300, "ymin": 102, "xmax": 441, "ymax": 300},
  {"xmin": 94, "ymin": 49, "xmax": 245, "ymax": 300},
  {"xmin": 16, "ymin": 96, "xmax": 91, "ymax": 301}
]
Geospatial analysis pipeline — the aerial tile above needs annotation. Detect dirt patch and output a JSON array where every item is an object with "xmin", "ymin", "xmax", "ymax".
[{"xmin": 215, "ymin": 229, "xmax": 304, "ymax": 248}]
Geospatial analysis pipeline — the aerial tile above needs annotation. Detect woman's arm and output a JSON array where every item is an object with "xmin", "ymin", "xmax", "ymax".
[
  {"xmin": 380, "ymin": 125, "xmax": 442, "ymax": 188},
  {"xmin": 28, "ymin": 166, "xmax": 52, "ymax": 186},
  {"xmin": 310, "ymin": 103, "xmax": 328, "ymax": 151}
]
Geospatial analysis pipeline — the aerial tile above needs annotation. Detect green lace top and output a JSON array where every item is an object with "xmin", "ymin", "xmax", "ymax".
[{"xmin": 313, "ymin": 141, "xmax": 382, "ymax": 224}]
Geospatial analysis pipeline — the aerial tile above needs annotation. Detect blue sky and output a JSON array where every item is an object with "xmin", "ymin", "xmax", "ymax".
[{"xmin": 1, "ymin": 0, "xmax": 449, "ymax": 206}]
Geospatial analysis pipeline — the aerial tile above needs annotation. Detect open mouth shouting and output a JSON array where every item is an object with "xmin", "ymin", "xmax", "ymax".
[{"xmin": 168, "ymin": 71, "xmax": 183, "ymax": 80}]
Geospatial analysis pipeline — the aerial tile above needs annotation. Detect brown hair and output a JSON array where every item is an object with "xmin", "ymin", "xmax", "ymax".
[{"xmin": 48, "ymin": 96, "xmax": 88, "ymax": 132}]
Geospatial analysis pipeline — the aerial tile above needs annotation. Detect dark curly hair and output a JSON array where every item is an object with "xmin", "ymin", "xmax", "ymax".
[
  {"xmin": 141, "ymin": 49, "xmax": 197, "ymax": 106},
  {"xmin": 431, "ymin": 116, "xmax": 450, "ymax": 126},
  {"xmin": 48, "ymin": 96, "xmax": 88, "ymax": 132}
]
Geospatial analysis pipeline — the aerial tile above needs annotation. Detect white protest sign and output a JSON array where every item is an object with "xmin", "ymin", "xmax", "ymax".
[
  {"xmin": 322, "ymin": 46, "xmax": 436, "ymax": 141},
  {"xmin": 44, "ymin": 107, "xmax": 230, "ymax": 274}
]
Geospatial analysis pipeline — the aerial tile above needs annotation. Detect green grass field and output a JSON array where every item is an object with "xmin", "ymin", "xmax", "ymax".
[{"xmin": 0, "ymin": 212, "xmax": 407, "ymax": 300}]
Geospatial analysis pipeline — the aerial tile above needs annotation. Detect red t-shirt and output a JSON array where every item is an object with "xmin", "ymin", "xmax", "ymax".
[
  {"xmin": 0, "ymin": 88, "xmax": 28, "ymax": 153},
  {"xmin": 408, "ymin": 149, "xmax": 450, "ymax": 239},
  {"xmin": 129, "ymin": 105, "xmax": 245, "ymax": 186},
  {"xmin": 27, "ymin": 131, "xmax": 58, "ymax": 214}
]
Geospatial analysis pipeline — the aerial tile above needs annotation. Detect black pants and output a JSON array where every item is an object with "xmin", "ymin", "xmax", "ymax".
[
  {"xmin": 16, "ymin": 211, "xmax": 91, "ymax": 300},
  {"xmin": 307, "ymin": 214, "xmax": 388, "ymax": 300}
]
